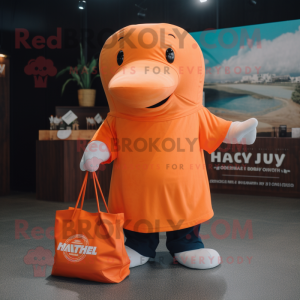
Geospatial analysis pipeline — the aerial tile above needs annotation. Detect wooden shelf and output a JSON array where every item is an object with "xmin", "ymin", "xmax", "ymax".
[
  {"xmin": 55, "ymin": 106, "xmax": 109, "ymax": 130},
  {"xmin": 39, "ymin": 130, "xmax": 97, "ymax": 141}
]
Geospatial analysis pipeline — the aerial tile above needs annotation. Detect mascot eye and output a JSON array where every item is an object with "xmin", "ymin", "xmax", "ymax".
[
  {"xmin": 117, "ymin": 50, "xmax": 124, "ymax": 66},
  {"xmin": 166, "ymin": 48, "xmax": 175, "ymax": 63}
]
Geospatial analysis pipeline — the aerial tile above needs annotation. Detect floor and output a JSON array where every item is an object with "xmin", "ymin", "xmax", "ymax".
[{"xmin": 0, "ymin": 192, "xmax": 300, "ymax": 300}]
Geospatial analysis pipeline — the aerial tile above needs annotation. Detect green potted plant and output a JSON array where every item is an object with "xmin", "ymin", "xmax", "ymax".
[{"xmin": 56, "ymin": 43, "xmax": 100, "ymax": 106}]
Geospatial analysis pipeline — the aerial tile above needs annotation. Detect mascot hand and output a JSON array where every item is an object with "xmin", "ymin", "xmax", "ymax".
[
  {"xmin": 80, "ymin": 141, "xmax": 111, "ymax": 172},
  {"xmin": 225, "ymin": 118, "xmax": 258, "ymax": 145}
]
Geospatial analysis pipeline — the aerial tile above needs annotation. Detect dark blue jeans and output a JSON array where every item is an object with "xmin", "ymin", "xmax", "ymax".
[{"xmin": 124, "ymin": 224, "xmax": 204, "ymax": 258}]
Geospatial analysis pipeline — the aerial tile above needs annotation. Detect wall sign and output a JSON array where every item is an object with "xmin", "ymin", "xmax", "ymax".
[{"xmin": 204, "ymin": 138, "xmax": 300, "ymax": 198}]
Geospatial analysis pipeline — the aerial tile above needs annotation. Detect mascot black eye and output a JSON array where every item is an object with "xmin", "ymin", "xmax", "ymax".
[
  {"xmin": 166, "ymin": 48, "xmax": 175, "ymax": 63},
  {"xmin": 117, "ymin": 50, "xmax": 124, "ymax": 66}
]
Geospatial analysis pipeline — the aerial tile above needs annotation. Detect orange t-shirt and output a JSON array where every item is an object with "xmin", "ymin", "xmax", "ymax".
[
  {"xmin": 91, "ymin": 23, "xmax": 232, "ymax": 232},
  {"xmin": 91, "ymin": 107, "xmax": 231, "ymax": 233}
]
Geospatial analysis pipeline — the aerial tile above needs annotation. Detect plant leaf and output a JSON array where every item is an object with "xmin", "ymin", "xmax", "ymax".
[
  {"xmin": 80, "ymin": 43, "xmax": 85, "ymax": 67},
  {"xmin": 88, "ymin": 57, "xmax": 97, "ymax": 76},
  {"xmin": 79, "ymin": 68, "xmax": 88, "ymax": 88},
  {"xmin": 61, "ymin": 78, "xmax": 77, "ymax": 95},
  {"xmin": 86, "ymin": 69, "xmax": 90, "ymax": 89},
  {"xmin": 77, "ymin": 64, "xmax": 83, "ymax": 72},
  {"xmin": 70, "ymin": 72, "xmax": 83, "ymax": 88},
  {"xmin": 77, "ymin": 64, "xmax": 84, "ymax": 87},
  {"xmin": 87, "ymin": 57, "xmax": 98, "ymax": 89},
  {"xmin": 56, "ymin": 66, "xmax": 70, "ymax": 78}
]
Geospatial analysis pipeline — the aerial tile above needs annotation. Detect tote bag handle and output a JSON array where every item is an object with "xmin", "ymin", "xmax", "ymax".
[
  {"xmin": 72, "ymin": 171, "xmax": 109, "ymax": 219},
  {"xmin": 92, "ymin": 172, "xmax": 109, "ymax": 213}
]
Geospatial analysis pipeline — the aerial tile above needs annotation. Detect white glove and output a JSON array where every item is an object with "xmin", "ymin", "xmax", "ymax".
[
  {"xmin": 224, "ymin": 118, "xmax": 258, "ymax": 145},
  {"xmin": 80, "ymin": 141, "xmax": 111, "ymax": 172}
]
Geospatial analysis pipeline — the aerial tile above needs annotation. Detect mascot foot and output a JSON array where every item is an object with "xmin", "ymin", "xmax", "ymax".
[
  {"xmin": 175, "ymin": 248, "xmax": 221, "ymax": 269},
  {"xmin": 125, "ymin": 246, "xmax": 150, "ymax": 268}
]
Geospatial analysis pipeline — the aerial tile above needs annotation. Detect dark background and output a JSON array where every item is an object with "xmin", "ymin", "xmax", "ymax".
[{"xmin": 0, "ymin": 0, "xmax": 299, "ymax": 192}]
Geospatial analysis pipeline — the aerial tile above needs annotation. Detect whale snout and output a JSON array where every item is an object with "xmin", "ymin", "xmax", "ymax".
[{"xmin": 108, "ymin": 60, "xmax": 178, "ymax": 109}]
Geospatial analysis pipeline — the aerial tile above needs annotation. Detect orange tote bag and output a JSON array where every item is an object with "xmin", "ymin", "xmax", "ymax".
[{"xmin": 51, "ymin": 172, "xmax": 130, "ymax": 283}]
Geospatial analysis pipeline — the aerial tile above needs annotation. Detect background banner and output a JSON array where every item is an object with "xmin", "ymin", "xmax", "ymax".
[{"xmin": 191, "ymin": 19, "xmax": 300, "ymax": 133}]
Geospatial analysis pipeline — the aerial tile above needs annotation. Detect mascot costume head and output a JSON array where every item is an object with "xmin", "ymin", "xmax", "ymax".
[{"xmin": 99, "ymin": 23, "xmax": 205, "ymax": 120}]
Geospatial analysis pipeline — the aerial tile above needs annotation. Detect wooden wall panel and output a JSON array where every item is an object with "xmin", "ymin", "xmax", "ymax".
[
  {"xmin": 36, "ymin": 141, "xmax": 64, "ymax": 201},
  {"xmin": 0, "ymin": 57, "xmax": 10, "ymax": 196},
  {"xmin": 36, "ymin": 141, "xmax": 113, "ymax": 202}
]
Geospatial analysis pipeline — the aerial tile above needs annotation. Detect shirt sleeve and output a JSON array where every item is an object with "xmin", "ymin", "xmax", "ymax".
[
  {"xmin": 198, "ymin": 107, "xmax": 232, "ymax": 154},
  {"xmin": 90, "ymin": 116, "xmax": 118, "ymax": 164}
]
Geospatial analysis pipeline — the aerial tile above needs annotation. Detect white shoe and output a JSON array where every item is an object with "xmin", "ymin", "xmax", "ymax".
[
  {"xmin": 175, "ymin": 248, "xmax": 221, "ymax": 269},
  {"xmin": 125, "ymin": 246, "xmax": 150, "ymax": 268}
]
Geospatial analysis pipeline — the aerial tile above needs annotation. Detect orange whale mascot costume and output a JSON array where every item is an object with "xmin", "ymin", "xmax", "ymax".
[{"xmin": 80, "ymin": 24, "xmax": 258, "ymax": 269}]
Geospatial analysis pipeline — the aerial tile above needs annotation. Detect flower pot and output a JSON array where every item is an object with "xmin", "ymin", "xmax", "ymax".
[{"xmin": 78, "ymin": 89, "xmax": 96, "ymax": 107}]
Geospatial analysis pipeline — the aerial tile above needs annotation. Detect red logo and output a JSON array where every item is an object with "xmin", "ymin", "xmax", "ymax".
[
  {"xmin": 23, "ymin": 246, "xmax": 54, "ymax": 277},
  {"xmin": 24, "ymin": 56, "xmax": 57, "ymax": 88}
]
